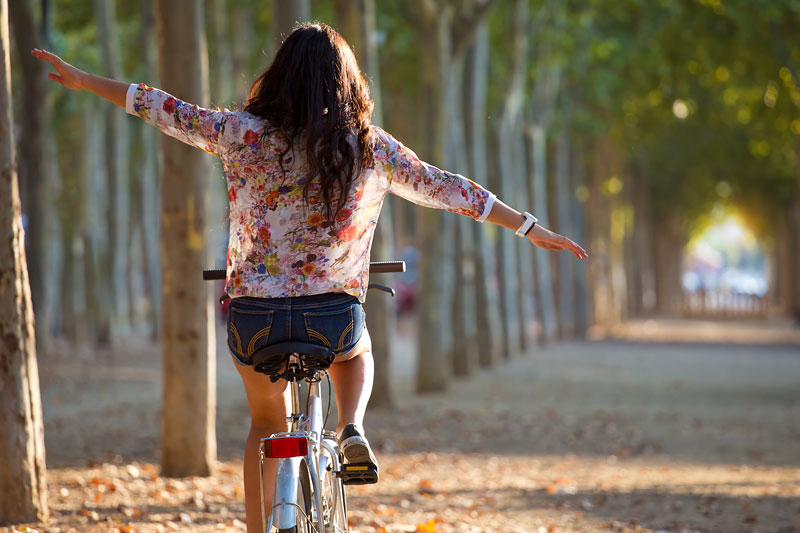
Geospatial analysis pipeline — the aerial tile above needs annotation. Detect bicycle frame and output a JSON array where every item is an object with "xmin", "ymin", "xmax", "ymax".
[
  {"xmin": 260, "ymin": 355, "xmax": 343, "ymax": 532},
  {"xmin": 203, "ymin": 260, "xmax": 404, "ymax": 532}
]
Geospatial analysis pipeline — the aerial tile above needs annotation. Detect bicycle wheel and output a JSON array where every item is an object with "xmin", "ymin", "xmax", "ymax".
[
  {"xmin": 276, "ymin": 459, "xmax": 312, "ymax": 533},
  {"xmin": 321, "ymin": 459, "xmax": 348, "ymax": 532}
]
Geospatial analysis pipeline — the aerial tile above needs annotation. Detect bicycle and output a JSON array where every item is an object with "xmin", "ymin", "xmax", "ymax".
[{"xmin": 203, "ymin": 261, "xmax": 405, "ymax": 532}]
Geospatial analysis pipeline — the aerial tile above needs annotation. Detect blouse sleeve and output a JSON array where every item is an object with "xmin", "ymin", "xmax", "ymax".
[
  {"xmin": 125, "ymin": 83, "xmax": 228, "ymax": 156},
  {"xmin": 373, "ymin": 127, "xmax": 496, "ymax": 222}
]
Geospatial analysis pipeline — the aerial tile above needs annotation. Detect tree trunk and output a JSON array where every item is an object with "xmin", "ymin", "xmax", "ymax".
[
  {"xmin": 155, "ymin": 0, "xmax": 216, "ymax": 477},
  {"xmin": 513, "ymin": 130, "xmax": 533, "ymax": 350},
  {"xmin": 527, "ymin": 20, "xmax": 561, "ymax": 343},
  {"xmin": 554, "ymin": 130, "xmax": 574, "ymax": 337},
  {"xmin": 83, "ymin": 98, "xmax": 112, "ymax": 342},
  {"xmin": 205, "ymin": 0, "xmax": 232, "ymax": 308},
  {"xmin": 529, "ymin": 124, "xmax": 557, "ymax": 341},
  {"xmin": 446, "ymin": 49, "xmax": 479, "ymax": 378},
  {"xmin": 208, "ymin": 0, "xmax": 233, "ymax": 106},
  {"xmin": 622, "ymin": 175, "xmax": 638, "ymax": 319},
  {"xmin": 586, "ymin": 137, "xmax": 615, "ymax": 326},
  {"xmin": 335, "ymin": 0, "xmax": 397, "ymax": 408},
  {"xmin": 95, "ymin": 0, "xmax": 131, "ymax": 339},
  {"xmin": 9, "ymin": 0, "xmax": 53, "ymax": 354},
  {"xmin": 495, "ymin": 0, "xmax": 527, "ymax": 358},
  {"xmin": 634, "ymin": 169, "xmax": 656, "ymax": 314},
  {"xmin": 40, "ymin": 132, "xmax": 63, "ymax": 342},
  {"xmin": 138, "ymin": 0, "xmax": 161, "ymax": 337},
  {"xmin": 652, "ymin": 211, "xmax": 683, "ymax": 316},
  {"xmin": 414, "ymin": 0, "xmax": 453, "ymax": 393},
  {"xmin": 272, "ymin": 0, "xmax": 310, "ymax": 51},
  {"xmin": 790, "ymin": 141, "xmax": 800, "ymax": 320},
  {"xmin": 496, "ymin": 123, "xmax": 521, "ymax": 358},
  {"xmin": 0, "ymin": 0, "xmax": 48, "ymax": 520},
  {"xmin": 571, "ymin": 138, "xmax": 589, "ymax": 336},
  {"xmin": 230, "ymin": 4, "xmax": 256, "ymax": 97},
  {"xmin": 468, "ymin": 20, "xmax": 503, "ymax": 368}
]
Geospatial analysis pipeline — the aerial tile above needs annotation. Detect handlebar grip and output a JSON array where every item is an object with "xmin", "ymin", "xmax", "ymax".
[
  {"xmin": 203, "ymin": 269, "xmax": 226, "ymax": 280},
  {"xmin": 368, "ymin": 261, "xmax": 406, "ymax": 274}
]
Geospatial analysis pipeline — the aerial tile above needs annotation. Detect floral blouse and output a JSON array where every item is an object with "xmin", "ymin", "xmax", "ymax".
[{"xmin": 125, "ymin": 83, "xmax": 496, "ymax": 302}]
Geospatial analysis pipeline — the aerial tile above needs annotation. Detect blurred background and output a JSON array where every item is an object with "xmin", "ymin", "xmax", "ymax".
[
  {"xmin": 5, "ymin": 0, "xmax": 800, "ymax": 531},
  {"xmin": 9, "ymin": 0, "xmax": 800, "ymax": 356}
]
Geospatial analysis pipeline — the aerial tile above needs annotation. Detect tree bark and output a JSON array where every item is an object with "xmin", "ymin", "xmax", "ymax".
[
  {"xmin": 138, "ymin": 0, "xmax": 161, "ymax": 337},
  {"xmin": 586, "ymin": 137, "xmax": 615, "ymax": 326},
  {"xmin": 571, "ymin": 138, "xmax": 589, "ymax": 336},
  {"xmin": 468, "ymin": 20, "xmax": 503, "ymax": 368},
  {"xmin": 446, "ymin": 49, "xmax": 478, "ymax": 378},
  {"xmin": 527, "ymin": 18, "xmax": 561, "ymax": 343},
  {"xmin": 82, "ymin": 97, "xmax": 112, "ymax": 342},
  {"xmin": 155, "ymin": 0, "xmax": 217, "ymax": 477},
  {"xmin": 652, "ymin": 211, "xmax": 683, "ymax": 316},
  {"xmin": 230, "ymin": 3, "xmax": 256, "ymax": 97},
  {"xmin": 8, "ymin": 0, "xmax": 54, "ymax": 354},
  {"xmin": 208, "ymin": 0, "xmax": 233, "ymax": 106},
  {"xmin": 95, "ymin": 0, "xmax": 132, "ymax": 338},
  {"xmin": 0, "ymin": 0, "xmax": 48, "ymax": 520},
  {"xmin": 790, "ymin": 140, "xmax": 800, "ymax": 320},
  {"xmin": 495, "ymin": 0, "xmax": 527, "ymax": 358},
  {"xmin": 554, "ymin": 130, "xmax": 575, "ymax": 337},
  {"xmin": 528, "ymin": 124, "xmax": 558, "ymax": 343},
  {"xmin": 413, "ymin": 0, "xmax": 453, "ymax": 393}
]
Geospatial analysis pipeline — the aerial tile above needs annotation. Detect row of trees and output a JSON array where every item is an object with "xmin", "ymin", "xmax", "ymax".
[{"xmin": 3, "ymin": 0, "xmax": 799, "ymax": 523}]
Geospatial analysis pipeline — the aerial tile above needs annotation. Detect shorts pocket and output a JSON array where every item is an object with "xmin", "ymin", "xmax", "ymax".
[
  {"xmin": 227, "ymin": 306, "xmax": 274, "ymax": 363},
  {"xmin": 303, "ymin": 306, "xmax": 359, "ymax": 354}
]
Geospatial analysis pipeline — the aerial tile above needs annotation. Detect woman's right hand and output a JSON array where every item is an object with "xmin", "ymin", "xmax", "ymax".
[
  {"xmin": 527, "ymin": 223, "xmax": 588, "ymax": 259},
  {"xmin": 31, "ymin": 49, "xmax": 85, "ymax": 91}
]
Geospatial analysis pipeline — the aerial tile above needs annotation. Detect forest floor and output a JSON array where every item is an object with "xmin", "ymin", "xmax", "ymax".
[{"xmin": 4, "ymin": 316, "xmax": 800, "ymax": 533}]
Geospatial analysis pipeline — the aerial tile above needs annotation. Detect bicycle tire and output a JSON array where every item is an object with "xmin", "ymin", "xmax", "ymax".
[
  {"xmin": 276, "ymin": 459, "xmax": 312, "ymax": 533},
  {"xmin": 321, "ymin": 453, "xmax": 348, "ymax": 532}
]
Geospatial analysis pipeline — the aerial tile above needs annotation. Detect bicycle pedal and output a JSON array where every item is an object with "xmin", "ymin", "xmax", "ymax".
[{"xmin": 339, "ymin": 463, "xmax": 379, "ymax": 485}]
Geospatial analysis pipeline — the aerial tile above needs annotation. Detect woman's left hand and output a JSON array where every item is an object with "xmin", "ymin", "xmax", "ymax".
[
  {"xmin": 31, "ymin": 49, "xmax": 85, "ymax": 91},
  {"xmin": 527, "ymin": 223, "xmax": 589, "ymax": 259}
]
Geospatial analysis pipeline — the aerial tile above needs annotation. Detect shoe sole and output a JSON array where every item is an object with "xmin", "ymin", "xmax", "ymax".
[{"xmin": 340, "ymin": 435, "xmax": 378, "ymax": 466}]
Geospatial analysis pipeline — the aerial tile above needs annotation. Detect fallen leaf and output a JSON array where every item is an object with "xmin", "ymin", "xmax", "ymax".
[{"xmin": 416, "ymin": 519, "xmax": 437, "ymax": 533}]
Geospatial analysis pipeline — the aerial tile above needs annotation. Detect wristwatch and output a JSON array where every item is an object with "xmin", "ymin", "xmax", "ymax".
[{"xmin": 514, "ymin": 212, "xmax": 538, "ymax": 237}]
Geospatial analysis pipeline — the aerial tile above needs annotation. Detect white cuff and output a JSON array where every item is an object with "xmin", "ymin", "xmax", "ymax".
[
  {"xmin": 124, "ymin": 83, "xmax": 139, "ymax": 115},
  {"xmin": 476, "ymin": 192, "xmax": 496, "ymax": 223}
]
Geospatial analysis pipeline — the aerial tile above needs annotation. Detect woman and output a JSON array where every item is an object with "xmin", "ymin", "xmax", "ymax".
[{"xmin": 33, "ymin": 22, "xmax": 586, "ymax": 531}]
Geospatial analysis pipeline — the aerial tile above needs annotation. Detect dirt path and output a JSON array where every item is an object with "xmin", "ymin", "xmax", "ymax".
[{"xmin": 4, "ymin": 318, "xmax": 800, "ymax": 533}]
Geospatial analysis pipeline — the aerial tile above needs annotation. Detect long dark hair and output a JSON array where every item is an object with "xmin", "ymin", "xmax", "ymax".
[{"xmin": 244, "ymin": 23, "xmax": 373, "ymax": 223}]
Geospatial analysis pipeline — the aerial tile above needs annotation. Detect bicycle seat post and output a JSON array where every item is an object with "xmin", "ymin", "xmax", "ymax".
[{"xmin": 287, "ymin": 354, "xmax": 303, "ymax": 431}]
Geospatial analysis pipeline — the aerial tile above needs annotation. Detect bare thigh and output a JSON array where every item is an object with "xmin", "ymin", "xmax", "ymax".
[
  {"xmin": 233, "ymin": 354, "xmax": 291, "ymax": 429},
  {"xmin": 334, "ymin": 326, "xmax": 373, "ymax": 363}
]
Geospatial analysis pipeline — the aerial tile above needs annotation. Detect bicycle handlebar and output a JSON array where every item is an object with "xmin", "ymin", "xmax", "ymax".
[{"xmin": 202, "ymin": 260, "xmax": 405, "ymax": 281}]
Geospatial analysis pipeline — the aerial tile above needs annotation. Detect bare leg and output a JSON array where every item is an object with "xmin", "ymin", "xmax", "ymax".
[
  {"xmin": 233, "ymin": 355, "xmax": 291, "ymax": 533},
  {"xmin": 327, "ymin": 328, "xmax": 374, "ymax": 434}
]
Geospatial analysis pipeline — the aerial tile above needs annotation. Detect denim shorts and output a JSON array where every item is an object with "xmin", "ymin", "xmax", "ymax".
[{"xmin": 226, "ymin": 293, "xmax": 366, "ymax": 366}]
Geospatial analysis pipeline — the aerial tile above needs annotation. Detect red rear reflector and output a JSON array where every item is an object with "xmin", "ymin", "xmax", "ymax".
[{"xmin": 264, "ymin": 437, "xmax": 308, "ymax": 458}]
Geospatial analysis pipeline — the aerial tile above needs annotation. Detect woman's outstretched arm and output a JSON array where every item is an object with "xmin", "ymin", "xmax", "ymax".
[
  {"xmin": 373, "ymin": 126, "xmax": 588, "ymax": 260},
  {"xmin": 484, "ymin": 198, "xmax": 588, "ymax": 259},
  {"xmin": 31, "ymin": 48, "xmax": 128, "ymax": 107},
  {"xmin": 33, "ymin": 48, "xmax": 234, "ymax": 156}
]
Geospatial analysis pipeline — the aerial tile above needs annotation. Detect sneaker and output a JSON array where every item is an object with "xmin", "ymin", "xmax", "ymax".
[
  {"xmin": 338, "ymin": 424, "xmax": 378, "ymax": 466},
  {"xmin": 338, "ymin": 424, "xmax": 379, "ymax": 484}
]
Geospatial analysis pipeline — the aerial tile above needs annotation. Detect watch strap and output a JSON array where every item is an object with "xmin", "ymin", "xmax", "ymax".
[{"xmin": 515, "ymin": 212, "xmax": 538, "ymax": 237}]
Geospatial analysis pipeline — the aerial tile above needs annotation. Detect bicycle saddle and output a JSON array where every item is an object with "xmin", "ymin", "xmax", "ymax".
[{"xmin": 251, "ymin": 341, "xmax": 336, "ymax": 382}]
